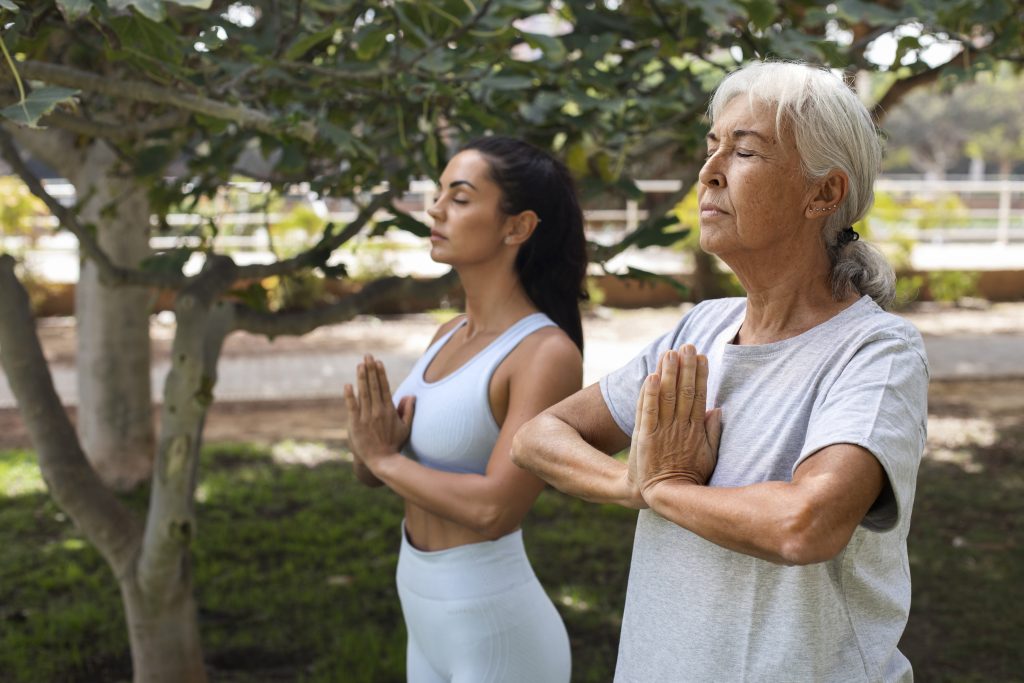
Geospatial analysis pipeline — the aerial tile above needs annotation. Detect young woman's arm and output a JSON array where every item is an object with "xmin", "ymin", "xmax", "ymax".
[{"xmin": 347, "ymin": 329, "xmax": 583, "ymax": 539}]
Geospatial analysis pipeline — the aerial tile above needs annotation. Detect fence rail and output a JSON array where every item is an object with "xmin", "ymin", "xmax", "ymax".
[{"xmin": 3, "ymin": 177, "xmax": 1023, "ymax": 283}]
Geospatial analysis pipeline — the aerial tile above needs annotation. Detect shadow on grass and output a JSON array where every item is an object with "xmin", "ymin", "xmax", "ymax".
[
  {"xmin": 2, "ymin": 420, "xmax": 1020, "ymax": 682},
  {"xmin": 899, "ymin": 420, "xmax": 1024, "ymax": 683}
]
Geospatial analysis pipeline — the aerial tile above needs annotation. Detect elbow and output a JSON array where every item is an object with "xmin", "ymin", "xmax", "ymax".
[
  {"xmin": 473, "ymin": 502, "xmax": 519, "ymax": 541},
  {"xmin": 776, "ymin": 505, "xmax": 848, "ymax": 566},
  {"xmin": 510, "ymin": 417, "xmax": 541, "ymax": 471}
]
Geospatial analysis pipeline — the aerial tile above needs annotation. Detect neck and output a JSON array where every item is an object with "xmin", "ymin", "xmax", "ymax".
[
  {"xmin": 726, "ymin": 240, "xmax": 857, "ymax": 345},
  {"xmin": 455, "ymin": 261, "xmax": 536, "ymax": 336}
]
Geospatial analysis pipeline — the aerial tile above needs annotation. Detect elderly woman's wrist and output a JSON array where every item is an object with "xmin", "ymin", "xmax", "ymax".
[{"xmin": 642, "ymin": 473, "xmax": 703, "ymax": 505}]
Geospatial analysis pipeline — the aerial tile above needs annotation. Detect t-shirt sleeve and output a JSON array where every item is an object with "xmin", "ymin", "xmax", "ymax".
[
  {"xmin": 797, "ymin": 333, "xmax": 929, "ymax": 532},
  {"xmin": 599, "ymin": 328, "xmax": 679, "ymax": 437}
]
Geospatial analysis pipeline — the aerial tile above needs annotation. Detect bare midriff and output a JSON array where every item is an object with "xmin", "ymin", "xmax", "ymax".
[{"xmin": 403, "ymin": 501, "xmax": 518, "ymax": 551}]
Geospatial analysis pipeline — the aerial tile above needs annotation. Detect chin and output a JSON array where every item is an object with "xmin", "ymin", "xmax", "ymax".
[{"xmin": 429, "ymin": 246, "xmax": 452, "ymax": 265}]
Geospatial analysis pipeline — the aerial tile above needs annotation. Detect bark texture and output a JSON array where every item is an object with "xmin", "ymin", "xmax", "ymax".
[{"xmin": 70, "ymin": 142, "xmax": 155, "ymax": 491}]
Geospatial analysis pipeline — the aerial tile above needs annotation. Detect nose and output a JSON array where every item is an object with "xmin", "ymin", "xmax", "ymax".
[
  {"xmin": 427, "ymin": 198, "xmax": 443, "ymax": 221},
  {"xmin": 699, "ymin": 153, "xmax": 726, "ymax": 189}
]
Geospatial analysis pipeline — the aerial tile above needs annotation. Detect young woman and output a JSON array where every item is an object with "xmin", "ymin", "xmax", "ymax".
[{"xmin": 343, "ymin": 136, "xmax": 587, "ymax": 683}]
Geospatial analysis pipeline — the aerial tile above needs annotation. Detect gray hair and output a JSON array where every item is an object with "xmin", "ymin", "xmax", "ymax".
[{"xmin": 709, "ymin": 61, "xmax": 895, "ymax": 309}]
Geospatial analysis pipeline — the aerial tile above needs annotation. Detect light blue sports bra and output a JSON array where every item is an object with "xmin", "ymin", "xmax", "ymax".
[{"xmin": 392, "ymin": 312, "xmax": 556, "ymax": 475}]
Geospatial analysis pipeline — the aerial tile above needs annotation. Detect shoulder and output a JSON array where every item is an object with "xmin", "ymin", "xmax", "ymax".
[
  {"xmin": 512, "ymin": 323, "xmax": 583, "ymax": 371},
  {"xmin": 846, "ymin": 299, "xmax": 928, "ymax": 368},
  {"xmin": 428, "ymin": 314, "xmax": 466, "ymax": 346}
]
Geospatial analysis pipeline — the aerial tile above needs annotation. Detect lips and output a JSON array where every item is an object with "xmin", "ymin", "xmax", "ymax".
[
  {"xmin": 699, "ymin": 202, "xmax": 728, "ymax": 215},
  {"xmin": 429, "ymin": 230, "xmax": 447, "ymax": 241}
]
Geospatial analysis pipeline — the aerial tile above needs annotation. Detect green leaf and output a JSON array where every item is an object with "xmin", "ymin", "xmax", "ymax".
[
  {"xmin": 523, "ymin": 33, "xmax": 567, "ymax": 62},
  {"xmin": 229, "ymin": 281, "xmax": 270, "ymax": 312},
  {"xmin": 0, "ymin": 0, "xmax": 20, "ymax": 11},
  {"xmin": 140, "ymin": 248, "xmax": 193, "ymax": 276},
  {"xmin": 56, "ymin": 0, "xmax": 92, "ymax": 20},
  {"xmin": 0, "ymin": 86, "xmax": 79, "ymax": 128},
  {"xmin": 111, "ymin": 13, "xmax": 185, "ymax": 65},
  {"xmin": 285, "ymin": 26, "xmax": 338, "ymax": 61},
  {"xmin": 624, "ymin": 214, "xmax": 691, "ymax": 250},
  {"xmin": 319, "ymin": 262, "xmax": 348, "ymax": 279},
  {"xmin": 417, "ymin": 50, "xmax": 456, "ymax": 74},
  {"xmin": 742, "ymin": 0, "xmax": 777, "ymax": 30},
  {"xmin": 482, "ymin": 74, "xmax": 535, "ymax": 91},
  {"xmin": 165, "ymin": 0, "xmax": 212, "ymax": 8},
  {"xmin": 134, "ymin": 144, "xmax": 174, "ymax": 177},
  {"xmin": 108, "ymin": 0, "xmax": 165, "ymax": 22},
  {"xmin": 355, "ymin": 26, "xmax": 389, "ymax": 61}
]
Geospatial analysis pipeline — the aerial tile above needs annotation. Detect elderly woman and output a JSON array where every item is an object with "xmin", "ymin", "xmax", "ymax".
[{"xmin": 511, "ymin": 61, "xmax": 928, "ymax": 682}]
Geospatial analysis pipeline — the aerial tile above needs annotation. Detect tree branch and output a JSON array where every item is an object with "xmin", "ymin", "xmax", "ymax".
[
  {"xmin": 235, "ymin": 190, "xmax": 397, "ymax": 280},
  {"xmin": 870, "ymin": 49, "xmax": 967, "ymax": 123},
  {"xmin": 0, "ymin": 127, "xmax": 186, "ymax": 289},
  {"xmin": 0, "ymin": 120, "xmax": 80, "ymax": 174},
  {"xmin": 40, "ymin": 110, "xmax": 190, "ymax": 141},
  {"xmin": 6, "ymin": 60, "xmax": 316, "ymax": 143},
  {"xmin": 139, "ymin": 255, "xmax": 238, "ymax": 596},
  {"xmin": 0, "ymin": 254, "xmax": 143, "ymax": 577},
  {"xmin": 233, "ymin": 271, "xmax": 459, "ymax": 337}
]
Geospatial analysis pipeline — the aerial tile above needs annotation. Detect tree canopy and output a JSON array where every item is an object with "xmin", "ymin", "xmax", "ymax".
[{"xmin": 2, "ymin": 0, "xmax": 1021, "ymax": 266}]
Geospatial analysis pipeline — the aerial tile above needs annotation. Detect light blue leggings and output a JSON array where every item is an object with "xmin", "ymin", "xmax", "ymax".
[{"xmin": 396, "ymin": 523, "xmax": 571, "ymax": 683}]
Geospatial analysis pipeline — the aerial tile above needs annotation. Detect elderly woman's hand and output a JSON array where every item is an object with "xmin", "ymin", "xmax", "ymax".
[
  {"xmin": 344, "ymin": 355, "xmax": 414, "ymax": 472},
  {"xmin": 632, "ymin": 345, "xmax": 722, "ymax": 499}
]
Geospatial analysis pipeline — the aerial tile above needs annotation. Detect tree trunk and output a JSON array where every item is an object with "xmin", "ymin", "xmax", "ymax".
[
  {"xmin": 0, "ymin": 254, "xmax": 218, "ymax": 682},
  {"xmin": 71, "ymin": 141, "xmax": 155, "ymax": 491},
  {"xmin": 122, "ymin": 576, "xmax": 207, "ymax": 683}
]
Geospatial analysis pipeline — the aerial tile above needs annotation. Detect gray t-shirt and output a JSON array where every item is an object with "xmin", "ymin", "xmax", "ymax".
[{"xmin": 600, "ymin": 296, "xmax": 929, "ymax": 682}]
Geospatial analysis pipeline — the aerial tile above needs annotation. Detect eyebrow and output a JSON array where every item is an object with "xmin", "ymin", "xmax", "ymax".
[
  {"xmin": 706, "ymin": 129, "xmax": 774, "ymax": 144},
  {"xmin": 448, "ymin": 180, "xmax": 477, "ymax": 190}
]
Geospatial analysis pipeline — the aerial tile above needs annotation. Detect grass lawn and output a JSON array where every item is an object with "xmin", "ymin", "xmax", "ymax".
[{"xmin": 1, "ymin": 409, "xmax": 1021, "ymax": 681}]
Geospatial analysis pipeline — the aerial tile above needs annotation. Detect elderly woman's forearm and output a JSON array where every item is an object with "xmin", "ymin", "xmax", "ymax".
[
  {"xmin": 644, "ymin": 447, "xmax": 885, "ymax": 565},
  {"xmin": 512, "ymin": 414, "xmax": 642, "ymax": 508}
]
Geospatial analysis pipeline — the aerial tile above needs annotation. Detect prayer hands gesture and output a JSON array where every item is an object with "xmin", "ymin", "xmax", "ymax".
[
  {"xmin": 344, "ymin": 354, "xmax": 415, "ymax": 469},
  {"xmin": 628, "ymin": 345, "xmax": 722, "ymax": 500}
]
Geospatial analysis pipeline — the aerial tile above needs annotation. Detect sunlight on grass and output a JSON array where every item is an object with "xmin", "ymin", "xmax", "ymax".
[
  {"xmin": 556, "ymin": 587, "xmax": 594, "ymax": 612},
  {"xmin": 270, "ymin": 439, "xmax": 343, "ymax": 466},
  {"xmin": 0, "ymin": 450, "xmax": 46, "ymax": 496},
  {"xmin": 926, "ymin": 415, "xmax": 999, "ymax": 474},
  {"xmin": 928, "ymin": 416, "xmax": 998, "ymax": 449}
]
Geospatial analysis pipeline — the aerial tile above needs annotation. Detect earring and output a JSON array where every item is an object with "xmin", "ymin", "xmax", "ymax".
[
  {"xmin": 504, "ymin": 237, "xmax": 512, "ymax": 245},
  {"xmin": 812, "ymin": 205, "xmax": 836, "ymax": 213}
]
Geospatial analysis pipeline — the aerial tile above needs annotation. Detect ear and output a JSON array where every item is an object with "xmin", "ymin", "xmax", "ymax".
[
  {"xmin": 805, "ymin": 169, "xmax": 849, "ymax": 218},
  {"xmin": 502, "ymin": 210, "xmax": 540, "ymax": 247}
]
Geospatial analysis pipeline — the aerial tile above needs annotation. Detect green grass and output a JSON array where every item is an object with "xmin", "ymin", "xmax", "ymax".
[
  {"xmin": 1, "ymin": 425, "xmax": 1021, "ymax": 682},
  {"xmin": 0, "ymin": 444, "xmax": 634, "ymax": 682},
  {"xmin": 899, "ymin": 420, "xmax": 1024, "ymax": 682}
]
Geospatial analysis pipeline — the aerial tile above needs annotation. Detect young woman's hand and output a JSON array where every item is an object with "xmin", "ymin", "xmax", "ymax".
[{"xmin": 344, "ymin": 354, "xmax": 415, "ymax": 473}]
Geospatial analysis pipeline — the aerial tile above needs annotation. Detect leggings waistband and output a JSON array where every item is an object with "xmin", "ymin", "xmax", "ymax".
[{"xmin": 397, "ymin": 521, "xmax": 536, "ymax": 600}]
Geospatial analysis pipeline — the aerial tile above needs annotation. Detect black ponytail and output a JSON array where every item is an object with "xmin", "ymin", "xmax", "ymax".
[{"xmin": 461, "ymin": 136, "xmax": 588, "ymax": 352}]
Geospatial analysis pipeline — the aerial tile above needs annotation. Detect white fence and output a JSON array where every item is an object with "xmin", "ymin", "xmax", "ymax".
[{"xmin": 3, "ymin": 176, "xmax": 1024, "ymax": 282}]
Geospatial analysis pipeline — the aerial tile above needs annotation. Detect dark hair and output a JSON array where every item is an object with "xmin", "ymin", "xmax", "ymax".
[{"xmin": 461, "ymin": 136, "xmax": 588, "ymax": 352}]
